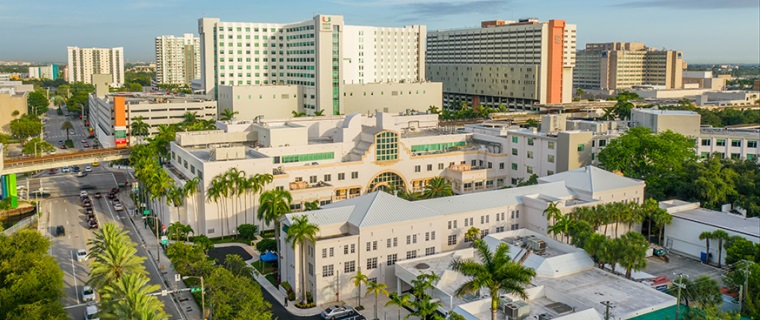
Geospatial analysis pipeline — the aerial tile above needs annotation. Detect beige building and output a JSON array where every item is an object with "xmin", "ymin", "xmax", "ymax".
[
  {"xmin": 67, "ymin": 46, "xmax": 125, "ymax": 87},
  {"xmin": 426, "ymin": 18, "xmax": 577, "ymax": 110},
  {"xmin": 574, "ymin": 42, "xmax": 685, "ymax": 90},
  {"xmin": 0, "ymin": 81, "xmax": 31, "ymax": 133},
  {"xmin": 630, "ymin": 108, "xmax": 701, "ymax": 137},
  {"xmin": 156, "ymin": 34, "xmax": 201, "ymax": 85},
  {"xmin": 682, "ymin": 71, "xmax": 726, "ymax": 90},
  {"xmin": 199, "ymin": 15, "xmax": 434, "ymax": 116}
]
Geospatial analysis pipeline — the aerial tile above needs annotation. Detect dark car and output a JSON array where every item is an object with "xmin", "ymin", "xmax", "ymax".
[
  {"xmin": 86, "ymin": 213, "xmax": 96, "ymax": 222},
  {"xmin": 107, "ymin": 193, "xmax": 115, "ymax": 200},
  {"xmin": 85, "ymin": 207, "xmax": 94, "ymax": 214},
  {"xmin": 60, "ymin": 144, "xmax": 67, "ymax": 149},
  {"xmin": 82, "ymin": 201, "xmax": 92, "ymax": 208},
  {"xmin": 94, "ymin": 192, "xmax": 102, "ymax": 199},
  {"xmin": 73, "ymin": 166, "xmax": 80, "ymax": 173},
  {"xmin": 49, "ymin": 168, "xmax": 57, "ymax": 174},
  {"xmin": 88, "ymin": 220, "xmax": 98, "ymax": 229},
  {"xmin": 112, "ymin": 198, "xmax": 121, "ymax": 205},
  {"xmin": 55, "ymin": 225, "xmax": 65, "ymax": 237},
  {"xmin": 110, "ymin": 187, "xmax": 120, "ymax": 194}
]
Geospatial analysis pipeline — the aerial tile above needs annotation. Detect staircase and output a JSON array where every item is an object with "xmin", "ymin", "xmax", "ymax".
[{"xmin": 345, "ymin": 132, "xmax": 374, "ymax": 161}]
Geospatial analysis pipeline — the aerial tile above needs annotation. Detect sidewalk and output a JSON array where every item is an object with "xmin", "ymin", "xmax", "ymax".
[{"xmin": 119, "ymin": 185, "xmax": 202, "ymax": 320}]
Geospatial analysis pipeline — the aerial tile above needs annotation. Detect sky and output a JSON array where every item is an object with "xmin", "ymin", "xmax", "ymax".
[{"xmin": 1, "ymin": 0, "xmax": 758, "ymax": 64}]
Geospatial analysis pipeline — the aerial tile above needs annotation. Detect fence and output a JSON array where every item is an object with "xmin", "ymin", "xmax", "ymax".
[{"xmin": 3, "ymin": 214, "xmax": 39, "ymax": 235}]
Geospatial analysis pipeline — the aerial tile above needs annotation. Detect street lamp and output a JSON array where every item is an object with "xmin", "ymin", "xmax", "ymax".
[{"xmin": 182, "ymin": 276, "xmax": 205, "ymax": 320}]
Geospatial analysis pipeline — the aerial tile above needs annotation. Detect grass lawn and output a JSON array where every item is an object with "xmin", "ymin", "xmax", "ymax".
[
  {"xmin": 207, "ymin": 236, "xmax": 256, "ymax": 245},
  {"xmin": 64, "ymin": 139, "xmax": 74, "ymax": 148},
  {"xmin": 264, "ymin": 273, "xmax": 278, "ymax": 287},
  {"xmin": 252, "ymin": 261, "xmax": 276, "ymax": 275}
]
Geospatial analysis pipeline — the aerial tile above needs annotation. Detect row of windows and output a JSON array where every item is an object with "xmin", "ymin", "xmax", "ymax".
[
  {"xmin": 448, "ymin": 211, "xmax": 519, "ymax": 229},
  {"xmin": 273, "ymin": 152, "xmax": 335, "ymax": 164},
  {"xmin": 701, "ymin": 139, "xmax": 758, "ymax": 148},
  {"xmin": 700, "ymin": 152, "xmax": 758, "ymax": 161}
]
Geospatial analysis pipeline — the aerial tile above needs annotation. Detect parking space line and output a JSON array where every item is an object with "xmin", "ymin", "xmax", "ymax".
[{"xmin": 71, "ymin": 255, "xmax": 80, "ymax": 304}]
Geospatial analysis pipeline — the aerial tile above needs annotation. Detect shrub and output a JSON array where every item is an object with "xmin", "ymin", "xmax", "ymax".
[
  {"xmin": 295, "ymin": 301, "xmax": 315, "ymax": 308},
  {"xmin": 238, "ymin": 224, "xmax": 258, "ymax": 240},
  {"xmin": 260, "ymin": 229, "xmax": 275, "ymax": 238},
  {"xmin": 256, "ymin": 238, "xmax": 277, "ymax": 253}
]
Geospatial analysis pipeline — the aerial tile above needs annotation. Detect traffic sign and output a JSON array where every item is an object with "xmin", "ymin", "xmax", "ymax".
[
  {"xmin": 191, "ymin": 287, "xmax": 202, "ymax": 293},
  {"xmin": 175, "ymin": 274, "xmax": 181, "ymax": 282},
  {"xmin": 161, "ymin": 236, "xmax": 168, "ymax": 245},
  {"xmin": 143, "ymin": 210, "xmax": 150, "ymax": 215}
]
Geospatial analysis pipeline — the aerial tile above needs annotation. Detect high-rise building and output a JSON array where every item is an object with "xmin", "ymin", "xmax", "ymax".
[
  {"xmin": 66, "ymin": 46, "xmax": 125, "ymax": 87},
  {"xmin": 426, "ymin": 18, "xmax": 577, "ymax": 110},
  {"xmin": 199, "ymin": 15, "xmax": 438, "ymax": 116},
  {"xmin": 156, "ymin": 34, "xmax": 201, "ymax": 85},
  {"xmin": 27, "ymin": 64, "xmax": 59, "ymax": 80},
  {"xmin": 574, "ymin": 42, "xmax": 685, "ymax": 90}
]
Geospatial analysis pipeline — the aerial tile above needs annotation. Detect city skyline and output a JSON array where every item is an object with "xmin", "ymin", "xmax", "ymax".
[{"xmin": 0, "ymin": 0, "xmax": 758, "ymax": 64}]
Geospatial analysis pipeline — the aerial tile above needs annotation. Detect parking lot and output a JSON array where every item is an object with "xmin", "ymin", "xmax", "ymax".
[{"xmin": 643, "ymin": 250, "xmax": 725, "ymax": 284}]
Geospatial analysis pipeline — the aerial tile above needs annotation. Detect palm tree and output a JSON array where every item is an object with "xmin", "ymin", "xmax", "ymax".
[
  {"xmin": 291, "ymin": 110, "xmax": 306, "ymax": 117},
  {"xmin": 207, "ymin": 175, "xmax": 228, "ymax": 237},
  {"xmin": 313, "ymin": 109, "xmax": 325, "ymax": 116},
  {"xmin": 711, "ymin": 230, "xmax": 729, "ymax": 268},
  {"xmin": 130, "ymin": 116, "xmax": 150, "ymax": 144},
  {"xmin": 303, "ymin": 200, "xmax": 319, "ymax": 211},
  {"xmin": 88, "ymin": 238, "xmax": 147, "ymax": 290},
  {"xmin": 285, "ymin": 215, "xmax": 320, "ymax": 303},
  {"xmin": 612, "ymin": 100, "xmax": 634, "ymax": 120},
  {"xmin": 464, "ymin": 227, "xmax": 480, "ymax": 244},
  {"xmin": 61, "ymin": 120, "xmax": 74, "ymax": 141},
  {"xmin": 351, "ymin": 270, "xmax": 369, "ymax": 309},
  {"xmin": 422, "ymin": 177, "xmax": 453, "ymax": 199},
  {"xmin": 100, "ymin": 273, "xmax": 167, "ymax": 320},
  {"xmin": 249, "ymin": 173, "xmax": 273, "ymax": 230},
  {"xmin": 183, "ymin": 177, "xmax": 201, "ymax": 233},
  {"xmin": 575, "ymin": 87, "xmax": 586, "ymax": 99},
  {"xmin": 219, "ymin": 108, "xmax": 238, "ymax": 121},
  {"xmin": 257, "ymin": 189, "xmax": 292, "ymax": 255},
  {"xmin": 365, "ymin": 281, "xmax": 388, "ymax": 320},
  {"xmin": 548, "ymin": 214, "xmax": 573, "ymax": 243},
  {"xmin": 450, "ymin": 239, "xmax": 536, "ymax": 320},
  {"xmin": 167, "ymin": 184, "xmax": 185, "ymax": 222},
  {"xmin": 182, "ymin": 111, "xmax": 198, "ymax": 127},
  {"xmin": 386, "ymin": 292, "xmax": 413, "ymax": 320},
  {"xmin": 651, "ymin": 207, "xmax": 672, "ymax": 246},
  {"xmin": 699, "ymin": 231, "xmax": 713, "ymax": 264},
  {"xmin": 601, "ymin": 107, "xmax": 615, "ymax": 121},
  {"xmin": 543, "ymin": 202, "xmax": 561, "ymax": 233},
  {"xmin": 618, "ymin": 232, "xmax": 648, "ymax": 279}
]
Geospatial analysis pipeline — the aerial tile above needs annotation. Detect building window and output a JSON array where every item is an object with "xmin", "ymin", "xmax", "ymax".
[
  {"xmin": 344, "ymin": 245, "xmax": 348, "ymax": 254},
  {"xmin": 511, "ymin": 163, "xmax": 518, "ymax": 170},
  {"xmin": 716, "ymin": 139, "xmax": 726, "ymax": 146},
  {"xmin": 599, "ymin": 140, "xmax": 607, "ymax": 147},
  {"xmin": 338, "ymin": 173, "xmax": 345, "ymax": 180},
  {"xmin": 577, "ymin": 144, "xmax": 585, "ymax": 152},
  {"xmin": 548, "ymin": 155, "xmax": 555, "ymax": 163},
  {"xmin": 407, "ymin": 235, "xmax": 411, "ymax": 245},
  {"xmin": 499, "ymin": 163, "xmax": 505, "ymax": 169},
  {"xmin": 527, "ymin": 138, "xmax": 534, "ymax": 146},
  {"xmin": 701, "ymin": 139, "xmax": 711, "ymax": 146},
  {"xmin": 406, "ymin": 250, "xmax": 417, "ymax": 260},
  {"xmin": 748, "ymin": 141, "xmax": 758, "ymax": 148},
  {"xmin": 324, "ymin": 174, "xmax": 331, "ymax": 182},
  {"xmin": 439, "ymin": 163, "xmax": 444, "ymax": 170},
  {"xmin": 351, "ymin": 244, "xmax": 355, "ymax": 253},
  {"xmin": 308, "ymin": 263, "xmax": 313, "ymax": 276},
  {"xmin": 375, "ymin": 131, "xmax": 399, "ymax": 161},
  {"xmin": 496, "ymin": 226, "xmax": 505, "ymax": 233},
  {"xmin": 511, "ymin": 224, "xmax": 519, "ymax": 230},
  {"xmin": 527, "ymin": 151, "xmax": 533, "ymax": 159},
  {"xmin": 367, "ymin": 257, "xmax": 378, "ymax": 270},
  {"xmin": 427, "ymin": 164, "xmax": 433, "ymax": 171},
  {"xmin": 415, "ymin": 165, "xmax": 421, "ymax": 172},
  {"xmin": 413, "ymin": 234, "xmax": 417, "ymax": 243},
  {"xmin": 387, "ymin": 254, "xmax": 398, "ymax": 266},
  {"xmin": 447, "ymin": 235, "xmax": 457, "ymax": 245},
  {"xmin": 431, "ymin": 231, "xmax": 436, "ymax": 240},
  {"xmin": 393, "ymin": 237, "xmax": 398, "ymax": 247},
  {"xmin": 527, "ymin": 166, "xmax": 533, "ymax": 174},
  {"xmin": 387, "ymin": 238, "xmax": 392, "ymax": 248},
  {"xmin": 322, "ymin": 264, "xmax": 334, "ymax": 277},
  {"xmin": 366, "ymin": 242, "xmax": 371, "ymax": 252},
  {"xmin": 329, "ymin": 247, "xmax": 334, "ymax": 257},
  {"xmin": 512, "ymin": 136, "xmax": 518, "ymax": 143},
  {"xmin": 481, "ymin": 230, "xmax": 489, "ymax": 238},
  {"xmin": 425, "ymin": 232, "xmax": 430, "ymax": 241},
  {"xmin": 731, "ymin": 140, "xmax": 742, "ymax": 147},
  {"xmin": 548, "ymin": 141, "xmax": 555, "ymax": 150},
  {"xmin": 425, "ymin": 247, "xmax": 435, "ymax": 256},
  {"xmin": 351, "ymin": 172, "xmax": 358, "ymax": 179},
  {"xmin": 322, "ymin": 248, "xmax": 327, "ymax": 258},
  {"xmin": 344, "ymin": 260, "xmax": 356, "ymax": 273},
  {"xmin": 512, "ymin": 148, "xmax": 518, "ymax": 156},
  {"xmin": 731, "ymin": 153, "xmax": 741, "ymax": 159}
]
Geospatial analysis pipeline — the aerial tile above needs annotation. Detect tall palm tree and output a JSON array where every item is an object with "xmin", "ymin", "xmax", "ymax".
[
  {"xmin": 303, "ymin": 200, "xmax": 319, "ymax": 211},
  {"xmin": 257, "ymin": 189, "xmax": 292, "ymax": 255},
  {"xmin": 219, "ymin": 108, "xmax": 238, "ymax": 121},
  {"xmin": 548, "ymin": 214, "xmax": 572, "ymax": 243},
  {"xmin": 100, "ymin": 273, "xmax": 167, "ymax": 320},
  {"xmin": 464, "ymin": 227, "xmax": 480, "ymax": 244},
  {"xmin": 207, "ymin": 176, "xmax": 227, "ymax": 237},
  {"xmin": 618, "ymin": 232, "xmax": 648, "ymax": 279},
  {"xmin": 351, "ymin": 270, "xmax": 369, "ymax": 309},
  {"xmin": 88, "ymin": 239, "xmax": 147, "ymax": 290},
  {"xmin": 285, "ymin": 215, "xmax": 320, "ymax": 303},
  {"xmin": 651, "ymin": 207, "xmax": 672, "ymax": 246},
  {"xmin": 386, "ymin": 292, "xmax": 412, "ymax": 320},
  {"xmin": 225, "ymin": 168, "xmax": 246, "ymax": 229},
  {"xmin": 699, "ymin": 231, "xmax": 713, "ymax": 264},
  {"xmin": 365, "ymin": 281, "xmax": 388, "ymax": 320},
  {"xmin": 167, "ymin": 184, "xmax": 185, "ymax": 223},
  {"xmin": 182, "ymin": 111, "xmax": 198, "ymax": 127},
  {"xmin": 543, "ymin": 202, "xmax": 561, "ymax": 233},
  {"xmin": 612, "ymin": 100, "xmax": 634, "ymax": 120},
  {"xmin": 183, "ymin": 177, "xmax": 201, "ymax": 232},
  {"xmin": 130, "ymin": 116, "xmax": 151, "ymax": 145},
  {"xmin": 249, "ymin": 173, "xmax": 273, "ymax": 229},
  {"xmin": 450, "ymin": 239, "xmax": 536, "ymax": 320},
  {"xmin": 61, "ymin": 120, "xmax": 74, "ymax": 141},
  {"xmin": 422, "ymin": 177, "xmax": 453, "ymax": 199},
  {"xmin": 712, "ymin": 230, "xmax": 729, "ymax": 268},
  {"xmin": 88, "ymin": 223, "xmax": 130, "ymax": 259}
]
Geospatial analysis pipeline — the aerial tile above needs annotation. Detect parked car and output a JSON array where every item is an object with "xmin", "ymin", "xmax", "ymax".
[
  {"xmin": 85, "ymin": 207, "xmax": 94, "ymax": 214},
  {"xmin": 113, "ymin": 203, "xmax": 124, "ymax": 211},
  {"xmin": 85, "ymin": 166, "xmax": 92, "ymax": 172},
  {"xmin": 86, "ymin": 213, "xmax": 96, "ymax": 222},
  {"xmin": 94, "ymin": 192, "xmax": 102, "ymax": 199},
  {"xmin": 88, "ymin": 220, "xmax": 98, "ymax": 229},
  {"xmin": 60, "ymin": 144, "xmax": 67, "ymax": 149},
  {"xmin": 80, "ymin": 139, "xmax": 87, "ymax": 144},
  {"xmin": 106, "ymin": 193, "xmax": 115, "ymax": 200},
  {"xmin": 110, "ymin": 187, "xmax": 120, "ymax": 194},
  {"xmin": 82, "ymin": 201, "xmax": 92, "ymax": 208},
  {"xmin": 73, "ymin": 165, "xmax": 80, "ymax": 172},
  {"xmin": 77, "ymin": 172, "xmax": 88, "ymax": 177},
  {"xmin": 92, "ymin": 161, "xmax": 99, "ymax": 167},
  {"xmin": 84, "ymin": 305, "xmax": 100, "ymax": 320},
  {"xmin": 82, "ymin": 286, "xmax": 96, "ymax": 302},
  {"xmin": 49, "ymin": 168, "xmax": 57, "ymax": 174},
  {"xmin": 62, "ymin": 166, "xmax": 71, "ymax": 173},
  {"xmin": 80, "ymin": 191, "xmax": 88, "ymax": 198},
  {"xmin": 55, "ymin": 225, "xmax": 65, "ymax": 237},
  {"xmin": 321, "ymin": 306, "xmax": 355, "ymax": 319},
  {"xmin": 76, "ymin": 249, "xmax": 88, "ymax": 262},
  {"xmin": 112, "ymin": 198, "xmax": 120, "ymax": 205}
]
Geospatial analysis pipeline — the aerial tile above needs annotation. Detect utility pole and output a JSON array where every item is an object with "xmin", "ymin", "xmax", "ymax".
[
  {"xmin": 738, "ymin": 260, "xmax": 754, "ymax": 312},
  {"xmin": 673, "ymin": 273, "xmax": 689, "ymax": 320},
  {"xmin": 600, "ymin": 301, "xmax": 614, "ymax": 320}
]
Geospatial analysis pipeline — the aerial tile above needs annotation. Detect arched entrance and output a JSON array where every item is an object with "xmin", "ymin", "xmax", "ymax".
[{"xmin": 368, "ymin": 171, "xmax": 406, "ymax": 192}]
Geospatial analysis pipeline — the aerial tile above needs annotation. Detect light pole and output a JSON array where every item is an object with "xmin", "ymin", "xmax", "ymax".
[
  {"xmin": 182, "ymin": 276, "xmax": 205, "ymax": 320},
  {"xmin": 673, "ymin": 273, "xmax": 689, "ymax": 320}
]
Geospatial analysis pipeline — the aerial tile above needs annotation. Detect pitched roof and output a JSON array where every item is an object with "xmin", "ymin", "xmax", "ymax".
[
  {"xmin": 538, "ymin": 166, "xmax": 643, "ymax": 194},
  {"xmin": 317, "ymin": 191, "xmax": 441, "ymax": 227}
]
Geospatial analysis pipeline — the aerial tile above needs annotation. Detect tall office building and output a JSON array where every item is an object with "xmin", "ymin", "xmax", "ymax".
[
  {"xmin": 156, "ymin": 34, "xmax": 201, "ymax": 85},
  {"xmin": 574, "ymin": 42, "xmax": 685, "ymax": 90},
  {"xmin": 426, "ymin": 18, "xmax": 577, "ymax": 110},
  {"xmin": 66, "ymin": 46, "xmax": 125, "ymax": 87},
  {"xmin": 199, "ymin": 15, "xmax": 437, "ymax": 116},
  {"xmin": 27, "ymin": 64, "xmax": 59, "ymax": 80}
]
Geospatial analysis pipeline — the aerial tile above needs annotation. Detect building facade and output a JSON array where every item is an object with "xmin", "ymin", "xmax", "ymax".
[
  {"xmin": 574, "ymin": 42, "xmax": 684, "ymax": 90},
  {"xmin": 0, "ymin": 82, "xmax": 30, "ymax": 134},
  {"xmin": 156, "ymin": 34, "xmax": 201, "ymax": 85},
  {"xmin": 199, "ymin": 15, "xmax": 433, "ymax": 116},
  {"xmin": 67, "ymin": 46, "xmax": 125, "ymax": 87},
  {"xmin": 278, "ymin": 166, "xmax": 645, "ymax": 306},
  {"xmin": 426, "ymin": 18, "xmax": 577, "ymax": 110},
  {"xmin": 27, "ymin": 64, "xmax": 59, "ymax": 80}
]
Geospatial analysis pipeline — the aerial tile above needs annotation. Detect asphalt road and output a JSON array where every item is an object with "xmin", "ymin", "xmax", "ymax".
[
  {"xmin": 25, "ymin": 168, "xmax": 186, "ymax": 320},
  {"xmin": 43, "ymin": 106, "xmax": 94, "ymax": 151}
]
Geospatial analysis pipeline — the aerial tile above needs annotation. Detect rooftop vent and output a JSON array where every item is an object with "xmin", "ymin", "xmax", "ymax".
[{"xmin": 415, "ymin": 263, "xmax": 430, "ymax": 270}]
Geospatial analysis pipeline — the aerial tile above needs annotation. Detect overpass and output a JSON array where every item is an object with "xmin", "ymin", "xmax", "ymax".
[{"xmin": 1, "ymin": 148, "xmax": 131, "ymax": 175}]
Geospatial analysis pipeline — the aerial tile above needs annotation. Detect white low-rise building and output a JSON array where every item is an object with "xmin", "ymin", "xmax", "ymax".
[{"xmin": 277, "ymin": 166, "xmax": 644, "ymax": 306}]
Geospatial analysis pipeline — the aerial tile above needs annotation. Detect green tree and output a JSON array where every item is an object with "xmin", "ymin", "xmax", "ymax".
[
  {"xmin": 406, "ymin": 272, "xmax": 444, "ymax": 320},
  {"xmin": 450, "ymin": 239, "xmax": 536, "ymax": 320},
  {"xmin": 224, "ymin": 254, "xmax": 252, "ymax": 278},
  {"xmin": 598, "ymin": 126, "xmax": 696, "ymax": 199},
  {"xmin": 680, "ymin": 156, "xmax": 739, "ymax": 209},
  {"xmin": 543, "ymin": 201, "xmax": 562, "ymax": 230},
  {"xmin": 27, "ymin": 90, "xmax": 49, "ymax": 115},
  {"xmin": 205, "ymin": 267, "xmax": 273, "ymax": 320},
  {"xmin": 677, "ymin": 275, "xmax": 723, "ymax": 311},
  {"xmin": 219, "ymin": 108, "xmax": 239, "ymax": 121},
  {"xmin": 351, "ymin": 270, "xmax": 369, "ymax": 309},
  {"xmin": 524, "ymin": 118, "xmax": 539, "ymax": 128},
  {"xmin": 386, "ymin": 292, "xmax": 413, "ymax": 320},
  {"xmin": 699, "ymin": 231, "xmax": 714, "ymax": 264},
  {"xmin": 238, "ymin": 224, "xmax": 259, "ymax": 240},
  {"xmin": 130, "ymin": 116, "xmax": 151, "ymax": 144},
  {"xmin": 617, "ymin": 232, "xmax": 649, "ymax": 279},
  {"xmin": 285, "ymin": 214, "xmax": 320, "ymax": 303},
  {"xmin": 612, "ymin": 99, "xmax": 633, "ymax": 120},
  {"xmin": 22, "ymin": 137, "xmax": 55, "ymax": 156},
  {"xmin": 127, "ymin": 83, "xmax": 143, "ymax": 92},
  {"xmin": 192, "ymin": 234, "xmax": 214, "ymax": 255},
  {"xmin": 712, "ymin": 230, "xmax": 729, "ymax": 268},
  {"xmin": 55, "ymin": 84, "xmax": 70, "ymax": 98},
  {"xmin": 464, "ymin": 227, "xmax": 480, "ymax": 244},
  {"xmin": 575, "ymin": 87, "xmax": 586, "ymax": 99},
  {"xmin": 99, "ymin": 273, "xmax": 167, "ymax": 320},
  {"xmin": 9, "ymin": 113, "xmax": 42, "ymax": 139},
  {"xmin": 366, "ymin": 281, "xmax": 388, "ymax": 320},
  {"xmin": 422, "ymin": 177, "xmax": 453, "ymax": 199},
  {"xmin": 88, "ymin": 235, "xmax": 147, "ymax": 290},
  {"xmin": 515, "ymin": 174, "xmax": 539, "ymax": 187},
  {"xmin": 167, "ymin": 222, "xmax": 193, "ymax": 242},
  {"xmin": 60, "ymin": 120, "xmax": 73, "ymax": 141},
  {"xmin": 257, "ymin": 189, "xmax": 292, "ymax": 255},
  {"xmin": 255, "ymin": 238, "xmax": 277, "ymax": 253},
  {"xmin": 303, "ymin": 200, "xmax": 320, "ymax": 211}
]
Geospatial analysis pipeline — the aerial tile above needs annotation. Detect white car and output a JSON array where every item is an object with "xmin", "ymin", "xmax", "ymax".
[
  {"xmin": 62, "ymin": 166, "xmax": 71, "ymax": 173},
  {"xmin": 321, "ymin": 306, "xmax": 356, "ymax": 319},
  {"xmin": 85, "ymin": 166, "xmax": 92, "ymax": 172},
  {"xmin": 80, "ymin": 191, "xmax": 88, "ymax": 198},
  {"xmin": 113, "ymin": 203, "xmax": 124, "ymax": 211},
  {"xmin": 84, "ymin": 305, "xmax": 100, "ymax": 320},
  {"xmin": 76, "ymin": 249, "xmax": 88, "ymax": 262},
  {"xmin": 82, "ymin": 286, "xmax": 96, "ymax": 302}
]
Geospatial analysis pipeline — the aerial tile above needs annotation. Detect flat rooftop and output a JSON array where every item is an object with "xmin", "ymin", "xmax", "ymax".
[
  {"xmin": 187, "ymin": 147, "xmax": 269, "ymax": 162},
  {"xmin": 669, "ymin": 207, "xmax": 760, "ymax": 238}
]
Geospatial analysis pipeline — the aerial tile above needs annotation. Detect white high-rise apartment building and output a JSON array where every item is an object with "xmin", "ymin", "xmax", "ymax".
[
  {"xmin": 427, "ymin": 18, "xmax": 577, "ymax": 110},
  {"xmin": 199, "ymin": 15, "xmax": 428, "ymax": 115},
  {"xmin": 156, "ymin": 34, "xmax": 201, "ymax": 85},
  {"xmin": 67, "ymin": 46, "xmax": 124, "ymax": 87}
]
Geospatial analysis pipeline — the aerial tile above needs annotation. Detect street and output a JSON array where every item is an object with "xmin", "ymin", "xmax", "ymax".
[
  {"xmin": 22, "ymin": 166, "xmax": 188, "ymax": 320},
  {"xmin": 43, "ymin": 105, "xmax": 93, "ymax": 151}
]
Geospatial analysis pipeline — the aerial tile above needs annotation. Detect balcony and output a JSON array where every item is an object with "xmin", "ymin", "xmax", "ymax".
[{"xmin": 289, "ymin": 180, "xmax": 332, "ymax": 191}]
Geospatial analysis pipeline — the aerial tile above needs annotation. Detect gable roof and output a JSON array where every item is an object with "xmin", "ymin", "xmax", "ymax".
[
  {"xmin": 318, "ymin": 191, "xmax": 441, "ymax": 227},
  {"xmin": 538, "ymin": 166, "xmax": 643, "ymax": 194}
]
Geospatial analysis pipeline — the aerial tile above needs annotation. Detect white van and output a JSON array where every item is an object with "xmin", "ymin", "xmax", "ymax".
[{"xmin": 84, "ymin": 305, "xmax": 100, "ymax": 320}]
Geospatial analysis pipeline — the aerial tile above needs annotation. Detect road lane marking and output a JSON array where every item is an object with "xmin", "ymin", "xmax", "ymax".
[{"xmin": 71, "ymin": 254, "xmax": 80, "ymax": 304}]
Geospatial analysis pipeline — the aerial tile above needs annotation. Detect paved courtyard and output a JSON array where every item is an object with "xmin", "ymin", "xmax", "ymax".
[{"xmin": 643, "ymin": 250, "xmax": 725, "ymax": 284}]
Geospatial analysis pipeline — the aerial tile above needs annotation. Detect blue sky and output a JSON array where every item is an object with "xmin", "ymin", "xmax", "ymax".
[{"xmin": 1, "ymin": 0, "xmax": 758, "ymax": 64}]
